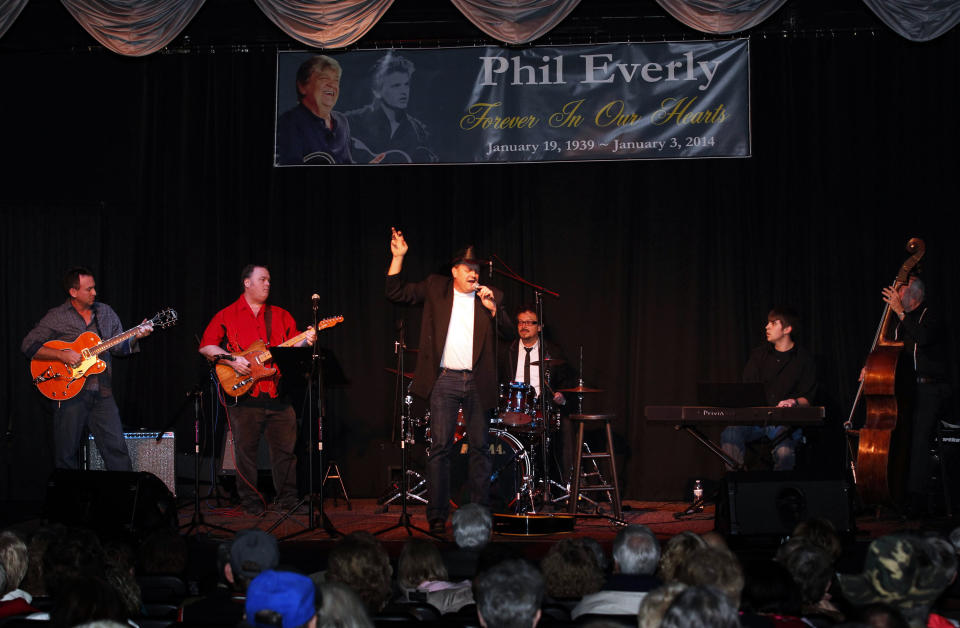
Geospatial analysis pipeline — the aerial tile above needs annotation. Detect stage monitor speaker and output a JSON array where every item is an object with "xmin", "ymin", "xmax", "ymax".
[
  {"xmin": 87, "ymin": 431, "xmax": 176, "ymax": 496},
  {"xmin": 716, "ymin": 470, "xmax": 854, "ymax": 537},
  {"xmin": 45, "ymin": 469, "xmax": 178, "ymax": 541}
]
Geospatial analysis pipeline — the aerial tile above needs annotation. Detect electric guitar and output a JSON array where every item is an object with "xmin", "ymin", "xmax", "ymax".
[
  {"xmin": 30, "ymin": 308, "xmax": 179, "ymax": 400},
  {"xmin": 215, "ymin": 315, "xmax": 343, "ymax": 397}
]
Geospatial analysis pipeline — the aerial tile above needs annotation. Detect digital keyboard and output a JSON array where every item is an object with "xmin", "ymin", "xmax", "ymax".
[{"xmin": 645, "ymin": 405, "xmax": 825, "ymax": 426}]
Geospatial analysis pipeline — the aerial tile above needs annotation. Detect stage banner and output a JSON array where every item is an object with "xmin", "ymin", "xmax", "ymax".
[{"xmin": 274, "ymin": 40, "xmax": 750, "ymax": 166}]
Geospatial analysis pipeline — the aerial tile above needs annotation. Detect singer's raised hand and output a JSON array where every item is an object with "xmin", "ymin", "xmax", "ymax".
[{"xmin": 390, "ymin": 227, "xmax": 408, "ymax": 257}]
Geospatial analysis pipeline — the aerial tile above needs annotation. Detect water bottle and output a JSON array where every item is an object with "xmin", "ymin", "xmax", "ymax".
[{"xmin": 693, "ymin": 479, "xmax": 704, "ymax": 512}]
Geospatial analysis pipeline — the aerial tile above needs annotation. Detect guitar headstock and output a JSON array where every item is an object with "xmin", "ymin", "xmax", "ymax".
[
  {"xmin": 151, "ymin": 308, "xmax": 179, "ymax": 329},
  {"xmin": 317, "ymin": 315, "xmax": 344, "ymax": 330}
]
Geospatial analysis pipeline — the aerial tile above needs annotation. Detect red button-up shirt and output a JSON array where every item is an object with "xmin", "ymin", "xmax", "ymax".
[{"xmin": 200, "ymin": 296, "xmax": 301, "ymax": 398}]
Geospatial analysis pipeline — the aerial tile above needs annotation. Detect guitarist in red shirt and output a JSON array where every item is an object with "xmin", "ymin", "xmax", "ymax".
[{"xmin": 200, "ymin": 264, "xmax": 316, "ymax": 516}]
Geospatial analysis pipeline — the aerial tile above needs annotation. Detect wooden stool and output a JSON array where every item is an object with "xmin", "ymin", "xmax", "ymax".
[{"xmin": 567, "ymin": 414, "xmax": 622, "ymax": 519}]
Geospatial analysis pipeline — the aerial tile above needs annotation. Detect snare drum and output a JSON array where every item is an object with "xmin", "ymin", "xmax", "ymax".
[{"xmin": 499, "ymin": 382, "xmax": 535, "ymax": 427}]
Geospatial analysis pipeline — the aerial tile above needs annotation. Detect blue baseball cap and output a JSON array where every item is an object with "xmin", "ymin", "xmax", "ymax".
[{"xmin": 246, "ymin": 570, "xmax": 316, "ymax": 628}]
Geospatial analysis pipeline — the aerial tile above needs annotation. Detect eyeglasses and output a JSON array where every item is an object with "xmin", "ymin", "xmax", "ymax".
[{"xmin": 517, "ymin": 321, "xmax": 539, "ymax": 327}]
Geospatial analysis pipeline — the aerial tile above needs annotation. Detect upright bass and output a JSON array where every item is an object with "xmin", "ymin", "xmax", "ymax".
[{"xmin": 846, "ymin": 237, "xmax": 925, "ymax": 506}]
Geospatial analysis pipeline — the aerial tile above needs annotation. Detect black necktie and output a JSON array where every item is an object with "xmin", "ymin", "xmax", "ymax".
[{"xmin": 523, "ymin": 347, "xmax": 532, "ymax": 385}]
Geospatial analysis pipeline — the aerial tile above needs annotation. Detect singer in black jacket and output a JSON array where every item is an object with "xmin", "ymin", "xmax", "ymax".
[{"xmin": 385, "ymin": 228, "xmax": 514, "ymax": 533}]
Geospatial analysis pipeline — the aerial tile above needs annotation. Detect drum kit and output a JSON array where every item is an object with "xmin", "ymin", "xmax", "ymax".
[{"xmin": 379, "ymin": 360, "xmax": 607, "ymax": 516}]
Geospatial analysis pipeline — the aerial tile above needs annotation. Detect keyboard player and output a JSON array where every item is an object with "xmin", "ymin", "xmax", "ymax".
[{"xmin": 720, "ymin": 306, "xmax": 817, "ymax": 470}]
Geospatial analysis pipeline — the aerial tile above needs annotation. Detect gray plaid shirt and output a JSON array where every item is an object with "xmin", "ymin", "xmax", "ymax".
[{"xmin": 22, "ymin": 299, "xmax": 139, "ymax": 394}]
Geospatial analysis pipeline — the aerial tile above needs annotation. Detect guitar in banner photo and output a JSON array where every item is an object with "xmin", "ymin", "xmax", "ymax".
[
  {"xmin": 215, "ymin": 315, "xmax": 343, "ymax": 397},
  {"xmin": 30, "ymin": 308, "xmax": 179, "ymax": 400}
]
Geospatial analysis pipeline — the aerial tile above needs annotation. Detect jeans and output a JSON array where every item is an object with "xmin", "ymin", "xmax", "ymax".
[
  {"xmin": 53, "ymin": 389, "xmax": 131, "ymax": 471},
  {"xmin": 229, "ymin": 404, "xmax": 298, "ymax": 505},
  {"xmin": 721, "ymin": 425, "xmax": 801, "ymax": 471},
  {"xmin": 427, "ymin": 370, "xmax": 492, "ymax": 522}
]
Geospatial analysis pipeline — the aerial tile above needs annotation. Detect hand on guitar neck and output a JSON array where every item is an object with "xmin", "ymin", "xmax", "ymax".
[
  {"xmin": 34, "ymin": 319, "xmax": 155, "ymax": 369},
  {"xmin": 210, "ymin": 325, "xmax": 316, "ymax": 376}
]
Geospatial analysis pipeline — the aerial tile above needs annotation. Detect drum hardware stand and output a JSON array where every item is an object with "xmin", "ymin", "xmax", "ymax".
[
  {"xmin": 375, "ymin": 321, "xmax": 442, "ymax": 539},
  {"xmin": 271, "ymin": 297, "xmax": 340, "ymax": 539}
]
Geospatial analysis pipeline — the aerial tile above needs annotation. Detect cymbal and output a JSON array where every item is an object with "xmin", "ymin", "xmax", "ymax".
[
  {"xmin": 557, "ymin": 385, "xmax": 604, "ymax": 393},
  {"xmin": 530, "ymin": 358, "xmax": 565, "ymax": 367},
  {"xmin": 384, "ymin": 367, "xmax": 414, "ymax": 379}
]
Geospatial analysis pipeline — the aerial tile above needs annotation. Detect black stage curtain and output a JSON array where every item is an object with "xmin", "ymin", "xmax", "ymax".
[{"xmin": 2, "ymin": 31, "xmax": 959, "ymax": 502}]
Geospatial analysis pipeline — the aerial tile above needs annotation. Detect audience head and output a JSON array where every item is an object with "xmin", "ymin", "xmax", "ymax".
[
  {"xmin": 325, "ymin": 532, "xmax": 393, "ymax": 613},
  {"xmin": 776, "ymin": 537, "xmax": 834, "ymax": 606},
  {"xmin": 637, "ymin": 582, "xmax": 688, "ymax": 628},
  {"xmin": 316, "ymin": 581, "xmax": 373, "ymax": 628},
  {"xmin": 229, "ymin": 529, "xmax": 280, "ymax": 591},
  {"xmin": 246, "ymin": 570, "xmax": 317, "ymax": 628},
  {"xmin": 579, "ymin": 537, "xmax": 609, "ymax": 573},
  {"xmin": 675, "ymin": 546, "xmax": 744, "ymax": 607},
  {"xmin": 22, "ymin": 523, "xmax": 66, "ymax": 596},
  {"xmin": 452, "ymin": 504, "xmax": 493, "ymax": 550},
  {"xmin": 791, "ymin": 516, "xmax": 843, "ymax": 564},
  {"xmin": 612, "ymin": 524, "xmax": 660, "ymax": 576},
  {"xmin": 49, "ymin": 575, "xmax": 128, "ymax": 628},
  {"xmin": 397, "ymin": 538, "xmax": 448, "ymax": 590},
  {"xmin": 659, "ymin": 584, "xmax": 741, "ymax": 628},
  {"xmin": 740, "ymin": 559, "xmax": 802, "ymax": 616},
  {"xmin": 657, "ymin": 531, "xmax": 707, "ymax": 583},
  {"xmin": 0, "ymin": 530, "xmax": 29, "ymax": 594},
  {"xmin": 539, "ymin": 539, "xmax": 603, "ymax": 600},
  {"xmin": 138, "ymin": 529, "xmax": 188, "ymax": 575},
  {"xmin": 838, "ymin": 534, "xmax": 955, "ymax": 627},
  {"xmin": 473, "ymin": 559, "xmax": 543, "ymax": 628},
  {"xmin": 42, "ymin": 527, "xmax": 105, "ymax": 598}
]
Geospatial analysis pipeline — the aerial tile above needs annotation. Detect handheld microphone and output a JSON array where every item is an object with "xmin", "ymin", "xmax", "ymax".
[{"xmin": 311, "ymin": 293, "xmax": 320, "ymax": 310}]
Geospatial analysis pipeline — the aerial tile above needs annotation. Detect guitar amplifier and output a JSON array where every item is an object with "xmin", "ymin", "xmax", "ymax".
[{"xmin": 87, "ymin": 432, "xmax": 176, "ymax": 496}]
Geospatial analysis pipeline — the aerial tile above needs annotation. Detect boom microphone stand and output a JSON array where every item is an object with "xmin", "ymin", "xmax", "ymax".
[
  {"xmin": 271, "ymin": 296, "xmax": 340, "ymax": 539},
  {"xmin": 375, "ymin": 320, "xmax": 440, "ymax": 538}
]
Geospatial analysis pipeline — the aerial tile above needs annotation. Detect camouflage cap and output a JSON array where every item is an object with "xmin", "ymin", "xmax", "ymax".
[{"xmin": 837, "ymin": 534, "xmax": 952, "ymax": 608}]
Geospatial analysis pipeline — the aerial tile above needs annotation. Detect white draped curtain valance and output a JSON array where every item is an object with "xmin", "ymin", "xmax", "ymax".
[{"xmin": 0, "ymin": 0, "xmax": 956, "ymax": 56}]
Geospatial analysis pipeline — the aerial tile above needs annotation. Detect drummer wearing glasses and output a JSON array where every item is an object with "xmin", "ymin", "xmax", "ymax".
[{"xmin": 500, "ymin": 305, "xmax": 576, "ymax": 474}]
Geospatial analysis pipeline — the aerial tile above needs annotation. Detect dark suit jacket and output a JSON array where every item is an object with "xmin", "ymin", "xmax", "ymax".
[
  {"xmin": 386, "ymin": 273, "xmax": 513, "ymax": 410},
  {"xmin": 499, "ymin": 338, "xmax": 573, "ymax": 396}
]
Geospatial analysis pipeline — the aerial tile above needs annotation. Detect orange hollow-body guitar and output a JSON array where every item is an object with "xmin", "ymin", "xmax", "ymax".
[
  {"xmin": 30, "ymin": 308, "xmax": 178, "ymax": 400},
  {"xmin": 215, "ymin": 315, "xmax": 343, "ymax": 397}
]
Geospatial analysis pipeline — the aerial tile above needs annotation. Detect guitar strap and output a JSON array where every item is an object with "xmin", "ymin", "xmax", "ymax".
[{"xmin": 264, "ymin": 305, "xmax": 272, "ymax": 346}]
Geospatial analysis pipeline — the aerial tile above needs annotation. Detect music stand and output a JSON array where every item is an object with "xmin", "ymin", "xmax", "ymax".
[{"xmin": 267, "ymin": 340, "xmax": 339, "ymax": 538}]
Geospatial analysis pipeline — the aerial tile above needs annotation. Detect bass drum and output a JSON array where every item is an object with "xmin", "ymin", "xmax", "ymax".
[{"xmin": 451, "ymin": 429, "xmax": 531, "ymax": 512}]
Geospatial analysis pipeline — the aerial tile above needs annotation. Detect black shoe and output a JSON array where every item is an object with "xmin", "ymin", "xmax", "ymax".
[{"xmin": 429, "ymin": 519, "xmax": 446, "ymax": 535}]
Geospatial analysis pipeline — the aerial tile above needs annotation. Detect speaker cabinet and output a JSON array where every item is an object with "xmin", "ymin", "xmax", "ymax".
[
  {"xmin": 716, "ymin": 470, "xmax": 854, "ymax": 537},
  {"xmin": 87, "ymin": 431, "xmax": 176, "ymax": 496},
  {"xmin": 45, "ymin": 469, "xmax": 178, "ymax": 541}
]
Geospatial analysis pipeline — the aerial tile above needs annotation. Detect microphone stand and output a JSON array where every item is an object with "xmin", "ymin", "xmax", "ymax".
[
  {"xmin": 180, "ymin": 366, "xmax": 234, "ymax": 536},
  {"xmin": 272, "ymin": 298, "xmax": 340, "ymax": 539},
  {"xmin": 375, "ymin": 320, "xmax": 440, "ymax": 539}
]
